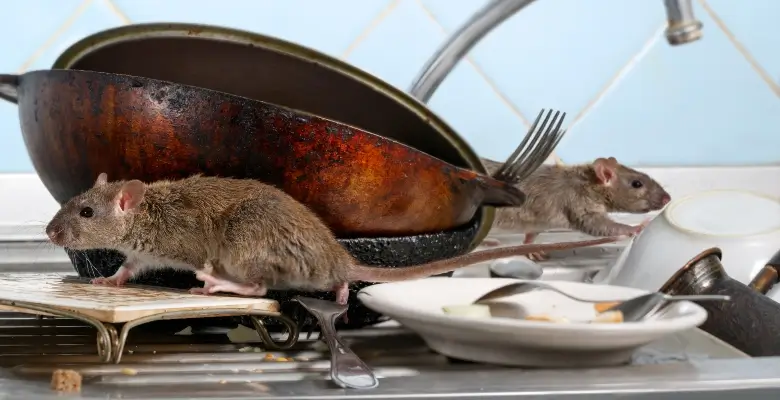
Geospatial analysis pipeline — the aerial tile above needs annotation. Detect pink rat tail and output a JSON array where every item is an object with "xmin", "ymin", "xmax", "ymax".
[{"xmin": 347, "ymin": 236, "xmax": 621, "ymax": 282}]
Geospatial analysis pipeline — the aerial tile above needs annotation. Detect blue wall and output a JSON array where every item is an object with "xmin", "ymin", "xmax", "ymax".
[{"xmin": 2, "ymin": 0, "xmax": 778, "ymax": 172}]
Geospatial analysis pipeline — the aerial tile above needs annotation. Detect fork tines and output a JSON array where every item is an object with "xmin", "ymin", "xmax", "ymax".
[{"xmin": 492, "ymin": 109, "xmax": 568, "ymax": 184}]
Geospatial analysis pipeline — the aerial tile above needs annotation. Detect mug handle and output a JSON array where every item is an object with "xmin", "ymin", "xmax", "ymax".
[
  {"xmin": 748, "ymin": 249, "xmax": 780, "ymax": 294},
  {"xmin": 0, "ymin": 74, "xmax": 19, "ymax": 104}
]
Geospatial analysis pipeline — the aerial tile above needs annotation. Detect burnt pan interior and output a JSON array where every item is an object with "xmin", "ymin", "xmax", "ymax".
[
  {"xmin": 68, "ymin": 213, "xmax": 482, "ymax": 331},
  {"xmin": 60, "ymin": 34, "xmax": 469, "ymax": 170}
]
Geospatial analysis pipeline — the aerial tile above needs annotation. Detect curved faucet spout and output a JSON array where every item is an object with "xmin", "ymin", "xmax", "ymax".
[{"xmin": 409, "ymin": 0, "xmax": 704, "ymax": 104}]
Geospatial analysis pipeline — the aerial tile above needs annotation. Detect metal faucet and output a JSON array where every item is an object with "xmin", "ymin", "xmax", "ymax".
[{"xmin": 409, "ymin": 0, "xmax": 704, "ymax": 103}]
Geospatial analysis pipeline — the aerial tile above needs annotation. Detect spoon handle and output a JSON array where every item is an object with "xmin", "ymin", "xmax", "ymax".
[
  {"xmin": 312, "ymin": 310, "xmax": 379, "ymax": 389},
  {"xmin": 665, "ymin": 294, "xmax": 731, "ymax": 301}
]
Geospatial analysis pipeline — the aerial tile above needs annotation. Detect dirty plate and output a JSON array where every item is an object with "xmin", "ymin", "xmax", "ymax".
[{"xmin": 357, "ymin": 278, "xmax": 707, "ymax": 368}]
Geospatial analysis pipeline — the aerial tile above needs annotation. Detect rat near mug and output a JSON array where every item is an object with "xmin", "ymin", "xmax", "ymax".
[{"xmin": 660, "ymin": 247, "xmax": 780, "ymax": 357}]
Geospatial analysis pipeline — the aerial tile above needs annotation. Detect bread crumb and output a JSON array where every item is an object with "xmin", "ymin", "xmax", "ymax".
[
  {"xmin": 120, "ymin": 368, "xmax": 138, "ymax": 376},
  {"xmin": 263, "ymin": 353, "xmax": 275, "ymax": 360},
  {"xmin": 592, "ymin": 310, "xmax": 624, "ymax": 323},
  {"xmin": 524, "ymin": 314, "xmax": 569, "ymax": 323},
  {"xmin": 594, "ymin": 301, "xmax": 621, "ymax": 313},
  {"xmin": 275, "ymin": 357, "xmax": 291, "ymax": 362},
  {"xmin": 51, "ymin": 369, "xmax": 82, "ymax": 393}
]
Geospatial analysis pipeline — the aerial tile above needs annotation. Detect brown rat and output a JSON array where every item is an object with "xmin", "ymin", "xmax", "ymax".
[
  {"xmin": 480, "ymin": 157, "xmax": 671, "ymax": 260},
  {"xmin": 45, "ymin": 173, "xmax": 623, "ymax": 304}
]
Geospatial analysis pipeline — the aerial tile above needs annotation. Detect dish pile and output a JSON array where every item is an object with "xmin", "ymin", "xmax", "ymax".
[{"xmin": 0, "ymin": 23, "xmax": 536, "ymax": 329}]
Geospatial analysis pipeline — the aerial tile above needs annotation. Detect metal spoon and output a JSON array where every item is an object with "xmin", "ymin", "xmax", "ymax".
[
  {"xmin": 472, "ymin": 281, "xmax": 730, "ymax": 321},
  {"xmin": 294, "ymin": 296, "xmax": 378, "ymax": 389},
  {"xmin": 605, "ymin": 293, "xmax": 731, "ymax": 322},
  {"xmin": 473, "ymin": 281, "xmax": 616, "ymax": 304}
]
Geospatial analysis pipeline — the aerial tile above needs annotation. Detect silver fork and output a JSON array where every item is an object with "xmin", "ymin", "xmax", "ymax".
[
  {"xmin": 492, "ymin": 109, "xmax": 568, "ymax": 184},
  {"xmin": 294, "ymin": 296, "xmax": 379, "ymax": 389}
]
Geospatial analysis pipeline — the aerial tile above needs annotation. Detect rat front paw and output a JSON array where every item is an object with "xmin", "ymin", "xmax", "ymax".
[
  {"xmin": 481, "ymin": 238, "xmax": 502, "ymax": 247},
  {"xmin": 527, "ymin": 252, "xmax": 549, "ymax": 261},
  {"xmin": 90, "ymin": 277, "xmax": 123, "ymax": 286},
  {"xmin": 189, "ymin": 287, "xmax": 212, "ymax": 296},
  {"xmin": 628, "ymin": 218, "xmax": 653, "ymax": 237}
]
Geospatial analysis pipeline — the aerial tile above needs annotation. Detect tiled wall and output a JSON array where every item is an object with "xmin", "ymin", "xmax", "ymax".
[{"xmin": 1, "ymin": 0, "xmax": 779, "ymax": 173}]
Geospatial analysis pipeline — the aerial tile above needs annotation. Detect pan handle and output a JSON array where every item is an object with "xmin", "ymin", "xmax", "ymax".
[
  {"xmin": 748, "ymin": 249, "xmax": 780, "ymax": 295},
  {"xmin": 0, "ymin": 74, "xmax": 19, "ymax": 104}
]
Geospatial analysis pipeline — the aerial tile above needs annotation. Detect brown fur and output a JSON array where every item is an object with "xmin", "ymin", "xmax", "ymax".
[
  {"xmin": 45, "ymin": 174, "xmax": 623, "ymax": 300},
  {"xmin": 482, "ymin": 157, "xmax": 671, "ymax": 237}
]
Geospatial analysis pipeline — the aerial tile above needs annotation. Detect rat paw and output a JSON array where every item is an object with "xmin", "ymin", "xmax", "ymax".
[
  {"xmin": 189, "ymin": 287, "xmax": 212, "ymax": 296},
  {"xmin": 481, "ymin": 238, "xmax": 502, "ymax": 247},
  {"xmin": 90, "ymin": 277, "xmax": 123, "ymax": 286},
  {"xmin": 628, "ymin": 218, "xmax": 652, "ymax": 237},
  {"xmin": 527, "ymin": 252, "xmax": 549, "ymax": 262}
]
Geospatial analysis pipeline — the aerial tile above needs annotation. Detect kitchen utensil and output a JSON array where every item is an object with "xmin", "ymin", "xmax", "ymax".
[
  {"xmin": 0, "ymin": 70, "xmax": 522, "ymax": 238},
  {"xmin": 604, "ymin": 293, "xmax": 730, "ymax": 322},
  {"xmin": 294, "ymin": 296, "xmax": 378, "ymax": 389},
  {"xmin": 491, "ymin": 109, "xmax": 567, "ymax": 183},
  {"xmin": 52, "ymin": 23, "xmax": 485, "ymax": 188},
  {"xmin": 472, "ymin": 281, "xmax": 728, "ymax": 318},
  {"xmin": 358, "ymin": 278, "xmax": 707, "ymax": 367},
  {"xmin": 488, "ymin": 257, "xmax": 544, "ymax": 280},
  {"xmin": 660, "ymin": 247, "xmax": 780, "ymax": 357},
  {"xmin": 596, "ymin": 190, "xmax": 780, "ymax": 301}
]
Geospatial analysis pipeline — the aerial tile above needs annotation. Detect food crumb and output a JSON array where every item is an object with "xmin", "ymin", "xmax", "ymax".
[
  {"xmin": 51, "ymin": 369, "xmax": 82, "ymax": 393},
  {"xmin": 275, "ymin": 357, "xmax": 291, "ymax": 362},
  {"xmin": 263, "ymin": 353, "xmax": 275, "ymax": 360},
  {"xmin": 120, "ymin": 368, "xmax": 138, "ymax": 376},
  {"xmin": 524, "ymin": 314, "xmax": 570, "ymax": 323},
  {"xmin": 238, "ymin": 346, "xmax": 253, "ymax": 353},
  {"xmin": 594, "ymin": 301, "xmax": 621, "ymax": 313},
  {"xmin": 246, "ymin": 382, "xmax": 270, "ymax": 392},
  {"xmin": 592, "ymin": 310, "xmax": 624, "ymax": 323}
]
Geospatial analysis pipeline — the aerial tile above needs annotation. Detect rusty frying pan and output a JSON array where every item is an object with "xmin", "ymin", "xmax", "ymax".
[{"xmin": 0, "ymin": 69, "xmax": 523, "ymax": 238}]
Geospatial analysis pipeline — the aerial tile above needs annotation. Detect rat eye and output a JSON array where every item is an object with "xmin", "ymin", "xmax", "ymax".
[
  {"xmin": 631, "ymin": 180, "xmax": 643, "ymax": 189},
  {"xmin": 79, "ymin": 207, "xmax": 94, "ymax": 218}
]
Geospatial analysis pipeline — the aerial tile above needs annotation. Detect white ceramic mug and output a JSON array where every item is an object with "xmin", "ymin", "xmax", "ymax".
[{"xmin": 595, "ymin": 189, "xmax": 780, "ymax": 301}]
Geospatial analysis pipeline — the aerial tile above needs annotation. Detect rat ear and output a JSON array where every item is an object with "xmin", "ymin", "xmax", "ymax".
[
  {"xmin": 94, "ymin": 173, "xmax": 108, "ymax": 187},
  {"xmin": 593, "ymin": 158, "xmax": 617, "ymax": 185},
  {"xmin": 116, "ymin": 180, "xmax": 146, "ymax": 212}
]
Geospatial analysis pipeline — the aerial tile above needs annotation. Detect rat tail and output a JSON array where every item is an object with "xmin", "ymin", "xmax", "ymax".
[
  {"xmin": 347, "ymin": 236, "xmax": 621, "ymax": 282},
  {"xmin": 475, "ymin": 175, "xmax": 526, "ymax": 207}
]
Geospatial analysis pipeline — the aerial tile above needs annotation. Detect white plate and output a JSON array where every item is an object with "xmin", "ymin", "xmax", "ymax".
[{"xmin": 358, "ymin": 278, "xmax": 708, "ymax": 368}]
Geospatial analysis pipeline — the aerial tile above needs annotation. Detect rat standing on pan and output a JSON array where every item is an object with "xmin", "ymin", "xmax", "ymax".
[
  {"xmin": 45, "ymin": 174, "xmax": 623, "ymax": 303},
  {"xmin": 481, "ymin": 157, "xmax": 671, "ymax": 261}
]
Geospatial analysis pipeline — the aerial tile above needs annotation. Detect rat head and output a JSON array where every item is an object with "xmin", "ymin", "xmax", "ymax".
[
  {"xmin": 45, "ymin": 173, "xmax": 147, "ymax": 250},
  {"xmin": 591, "ymin": 157, "xmax": 671, "ymax": 213}
]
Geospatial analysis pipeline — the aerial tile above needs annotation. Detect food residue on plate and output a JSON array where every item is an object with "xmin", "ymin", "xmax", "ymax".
[
  {"xmin": 442, "ymin": 303, "xmax": 625, "ymax": 324},
  {"xmin": 441, "ymin": 304, "xmax": 491, "ymax": 318},
  {"xmin": 120, "ymin": 368, "xmax": 138, "ymax": 376},
  {"xmin": 594, "ymin": 301, "xmax": 621, "ymax": 313}
]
